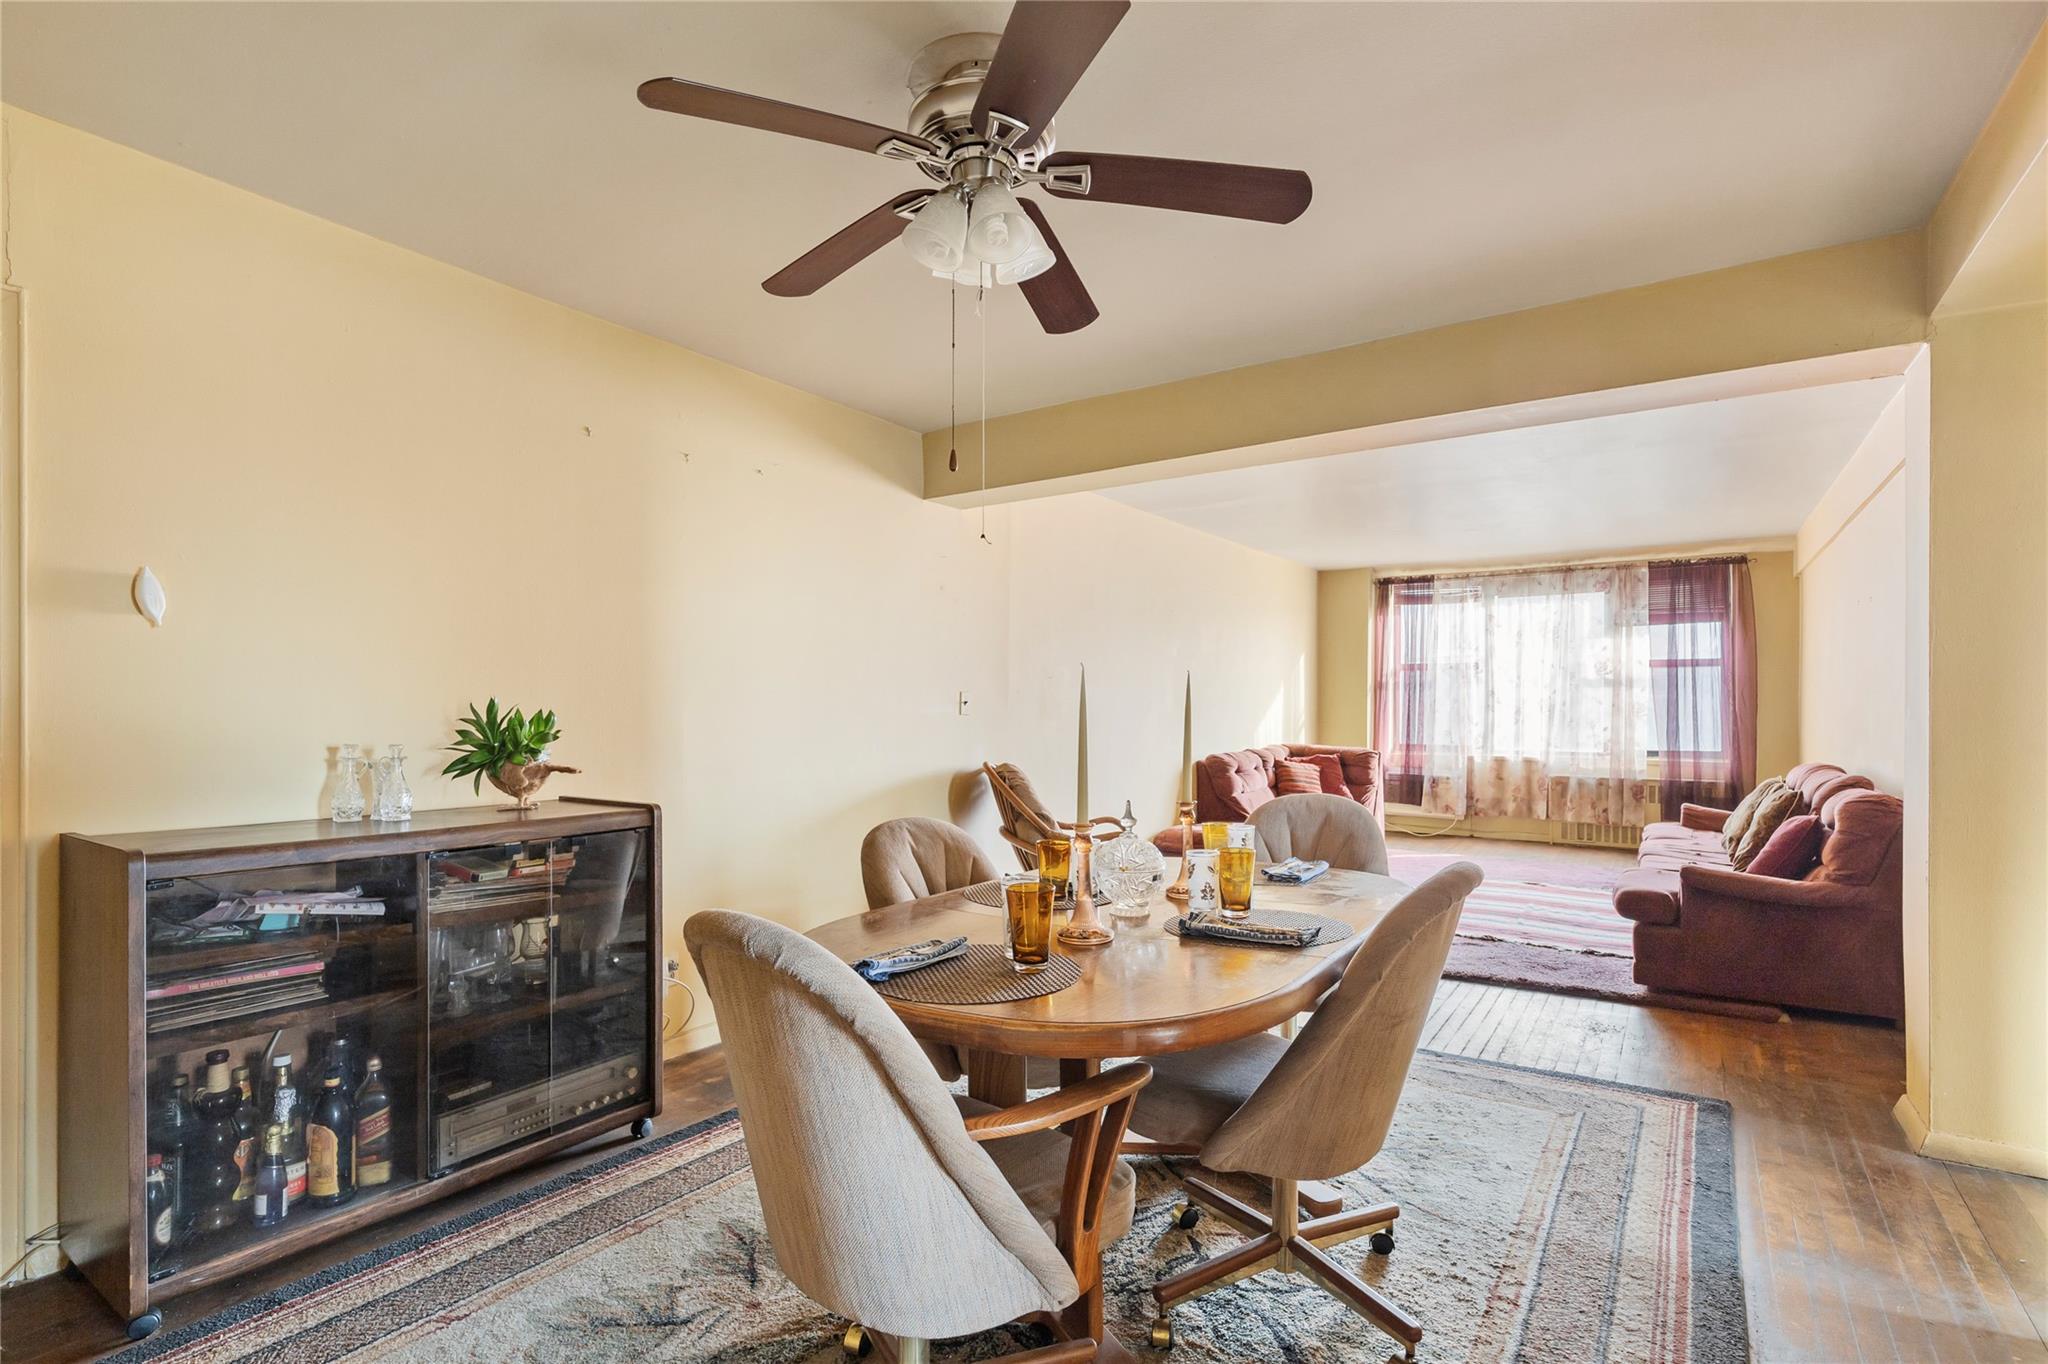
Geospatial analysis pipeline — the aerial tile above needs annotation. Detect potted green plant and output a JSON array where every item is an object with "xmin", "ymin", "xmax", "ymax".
[{"xmin": 443, "ymin": 700, "xmax": 579, "ymax": 810}]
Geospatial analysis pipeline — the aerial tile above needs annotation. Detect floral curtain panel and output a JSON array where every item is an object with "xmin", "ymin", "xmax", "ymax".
[{"xmin": 1378, "ymin": 563, "xmax": 1654, "ymax": 827}]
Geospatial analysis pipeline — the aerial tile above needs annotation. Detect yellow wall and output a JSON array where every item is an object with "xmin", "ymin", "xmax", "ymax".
[
  {"xmin": 0, "ymin": 109, "xmax": 1316, "ymax": 1272},
  {"xmin": 1918, "ymin": 302, "xmax": 2048, "ymax": 1170},
  {"xmin": 1315, "ymin": 568, "xmax": 1376, "ymax": 746}
]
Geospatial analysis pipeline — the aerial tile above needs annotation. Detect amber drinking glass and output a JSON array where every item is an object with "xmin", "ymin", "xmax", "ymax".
[
  {"xmin": 1002, "ymin": 873, "xmax": 1054, "ymax": 973},
  {"xmin": 1217, "ymin": 846, "xmax": 1255, "ymax": 920},
  {"xmin": 1035, "ymin": 837, "xmax": 1073, "ymax": 903},
  {"xmin": 1200, "ymin": 822, "xmax": 1231, "ymax": 851}
]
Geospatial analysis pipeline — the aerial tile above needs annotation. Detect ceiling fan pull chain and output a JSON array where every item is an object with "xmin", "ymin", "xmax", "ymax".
[
  {"xmin": 979, "ymin": 281, "xmax": 991, "ymax": 545},
  {"xmin": 948, "ymin": 284, "xmax": 958, "ymax": 473}
]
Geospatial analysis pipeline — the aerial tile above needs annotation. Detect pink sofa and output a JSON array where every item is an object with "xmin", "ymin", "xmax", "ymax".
[
  {"xmin": 1613, "ymin": 763, "xmax": 1904, "ymax": 1019},
  {"xmin": 1155, "ymin": 745, "xmax": 1383, "ymax": 854}
]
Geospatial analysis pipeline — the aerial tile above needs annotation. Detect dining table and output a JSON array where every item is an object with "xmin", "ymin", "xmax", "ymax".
[{"xmin": 807, "ymin": 865, "xmax": 1414, "ymax": 1362}]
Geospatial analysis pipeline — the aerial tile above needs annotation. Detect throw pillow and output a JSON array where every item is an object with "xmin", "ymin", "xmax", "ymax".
[
  {"xmin": 1730, "ymin": 783, "xmax": 1801, "ymax": 871},
  {"xmin": 1721, "ymin": 777, "xmax": 1785, "ymax": 855},
  {"xmin": 1299, "ymin": 753, "xmax": 1353, "ymax": 798},
  {"xmin": 1274, "ymin": 758, "xmax": 1324, "ymax": 797},
  {"xmin": 1746, "ymin": 814, "xmax": 1825, "ymax": 879}
]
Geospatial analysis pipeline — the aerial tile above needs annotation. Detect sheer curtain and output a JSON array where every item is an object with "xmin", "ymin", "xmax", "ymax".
[
  {"xmin": 1649, "ymin": 558, "xmax": 1758, "ymax": 816},
  {"xmin": 1376, "ymin": 563, "xmax": 1655, "ymax": 827}
]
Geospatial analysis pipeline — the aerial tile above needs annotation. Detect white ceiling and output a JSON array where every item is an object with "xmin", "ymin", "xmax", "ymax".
[
  {"xmin": 1103, "ymin": 378, "xmax": 1902, "ymax": 569},
  {"xmin": 2, "ymin": 3, "xmax": 2039, "ymax": 433}
]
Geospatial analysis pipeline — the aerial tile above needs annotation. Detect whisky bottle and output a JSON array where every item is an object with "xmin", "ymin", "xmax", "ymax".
[
  {"xmin": 191, "ymin": 1050, "xmax": 244, "ymax": 1234},
  {"xmin": 146, "ymin": 1073, "xmax": 201, "ymax": 1234},
  {"xmin": 230, "ymin": 1064, "xmax": 259, "ymax": 1202},
  {"xmin": 145, "ymin": 1155, "xmax": 175, "ymax": 1267},
  {"xmin": 353, "ymin": 1055, "xmax": 394, "ymax": 1189},
  {"xmin": 250, "ymin": 1123, "xmax": 291, "ymax": 1228},
  {"xmin": 267, "ymin": 1055, "xmax": 308, "ymax": 1202},
  {"xmin": 306, "ymin": 1075, "xmax": 354, "ymax": 1208}
]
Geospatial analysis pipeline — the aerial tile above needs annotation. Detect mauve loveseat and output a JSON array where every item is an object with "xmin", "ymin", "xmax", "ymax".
[
  {"xmin": 1613, "ymin": 763, "xmax": 1905, "ymax": 1019},
  {"xmin": 1155, "ymin": 745, "xmax": 1383, "ymax": 854}
]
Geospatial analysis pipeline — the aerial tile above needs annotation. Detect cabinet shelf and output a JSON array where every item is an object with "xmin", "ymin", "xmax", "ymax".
[
  {"xmin": 145, "ymin": 922, "xmax": 414, "ymax": 976},
  {"xmin": 146, "ymin": 985, "xmax": 419, "ymax": 1057},
  {"xmin": 429, "ymin": 977, "xmax": 638, "ymax": 1048}
]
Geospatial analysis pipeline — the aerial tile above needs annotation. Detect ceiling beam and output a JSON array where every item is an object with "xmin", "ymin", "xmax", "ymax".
[
  {"xmin": 921, "ymin": 231, "xmax": 1929, "ymax": 506},
  {"xmin": 1927, "ymin": 21, "xmax": 2047, "ymax": 317}
]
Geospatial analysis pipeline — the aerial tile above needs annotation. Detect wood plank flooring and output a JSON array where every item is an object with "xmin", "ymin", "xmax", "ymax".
[{"xmin": 4, "ymin": 984, "xmax": 2043, "ymax": 1363}]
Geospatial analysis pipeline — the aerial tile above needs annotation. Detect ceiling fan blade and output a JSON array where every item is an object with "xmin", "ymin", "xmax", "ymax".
[
  {"xmin": 1016, "ymin": 199, "xmax": 1098, "ymax": 334},
  {"xmin": 763, "ymin": 192, "xmax": 932, "ymax": 297},
  {"xmin": 972, "ymin": 0, "xmax": 1130, "ymax": 147},
  {"xmin": 1042, "ymin": 152, "xmax": 1312, "ymax": 224},
  {"xmin": 638, "ymin": 77, "xmax": 933, "ymax": 158}
]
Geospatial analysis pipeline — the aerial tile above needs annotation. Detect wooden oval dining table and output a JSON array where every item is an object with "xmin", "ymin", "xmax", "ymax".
[{"xmin": 806, "ymin": 867, "xmax": 1414, "ymax": 1364}]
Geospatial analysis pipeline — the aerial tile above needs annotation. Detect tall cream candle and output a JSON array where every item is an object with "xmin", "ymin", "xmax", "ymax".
[
  {"xmin": 1180, "ymin": 672, "xmax": 1193, "ymax": 804},
  {"xmin": 1076, "ymin": 665, "xmax": 1089, "ymax": 822}
]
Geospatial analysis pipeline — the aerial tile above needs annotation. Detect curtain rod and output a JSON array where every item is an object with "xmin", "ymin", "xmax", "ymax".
[{"xmin": 1377, "ymin": 553, "xmax": 1750, "ymax": 587}]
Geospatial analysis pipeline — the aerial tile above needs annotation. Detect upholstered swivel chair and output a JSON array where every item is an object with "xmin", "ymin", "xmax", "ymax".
[
  {"xmin": 859, "ymin": 817, "xmax": 998, "ymax": 1083},
  {"xmin": 686, "ymin": 909, "xmax": 1149, "ymax": 1363},
  {"xmin": 1129, "ymin": 864, "xmax": 1482, "ymax": 1361},
  {"xmin": 1249, "ymin": 792, "xmax": 1390, "ymax": 874}
]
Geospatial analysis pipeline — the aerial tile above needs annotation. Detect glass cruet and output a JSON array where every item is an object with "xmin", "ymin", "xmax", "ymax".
[{"xmin": 331, "ymin": 744, "xmax": 366, "ymax": 823}]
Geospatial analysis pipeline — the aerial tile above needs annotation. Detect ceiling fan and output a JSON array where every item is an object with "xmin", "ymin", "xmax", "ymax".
[{"xmin": 637, "ymin": 0, "xmax": 1312, "ymax": 334}]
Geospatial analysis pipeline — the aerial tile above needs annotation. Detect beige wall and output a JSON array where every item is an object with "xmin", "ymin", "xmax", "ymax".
[
  {"xmin": 1796, "ymin": 392, "xmax": 1908, "ymax": 793},
  {"xmin": 1917, "ymin": 302, "xmax": 2048, "ymax": 1171},
  {"xmin": 1315, "ymin": 568, "xmax": 1376, "ymax": 747},
  {"xmin": 1746, "ymin": 551, "xmax": 1802, "ymax": 783},
  {"xmin": 0, "ymin": 109, "xmax": 1316, "ymax": 1272}
]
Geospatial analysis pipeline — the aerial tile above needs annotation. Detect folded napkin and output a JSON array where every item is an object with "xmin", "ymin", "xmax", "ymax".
[
  {"xmin": 853, "ymin": 936, "xmax": 969, "ymax": 983},
  {"xmin": 1176, "ymin": 911, "xmax": 1322, "ymax": 948},
  {"xmin": 1262, "ymin": 857, "xmax": 1331, "ymax": 885}
]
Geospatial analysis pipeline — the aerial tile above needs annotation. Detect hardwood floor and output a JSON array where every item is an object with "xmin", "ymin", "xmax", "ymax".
[{"xmin": 4, "ymin": 985, "xmax": 2042, "ymax": 1363}]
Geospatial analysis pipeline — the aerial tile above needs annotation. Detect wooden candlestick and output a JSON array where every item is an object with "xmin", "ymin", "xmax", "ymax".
[
  {"xmin": 1056, "ymin": 822, "xmax": 1113, "ymax": 948},
  {"xmin": 1166, "ymin": 801, "xmax": 1197, "ymax": 902}
]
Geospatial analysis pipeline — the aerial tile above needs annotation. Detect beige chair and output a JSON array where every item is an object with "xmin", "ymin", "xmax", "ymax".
[
  {"xmin": 858, "ymin": 817, "xmax": 999, "ymax": 1083},
  {"xmin": 983, "ymin": 763, "xmax": 1063, "ymax": 869},
  {"xmin": 1249, "ymin": 792, "xmax": 1390, "ymax": 874},
  {"xmin": 686, "ymin": 909, "xmax": 1148, "ymax": 1363},
  {"xmin": 1129, "ymin": 864, "xmax": 1482, "ymax": 1361}
]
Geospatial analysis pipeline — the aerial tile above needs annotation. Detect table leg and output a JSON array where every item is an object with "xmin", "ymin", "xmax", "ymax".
[{"xmin": 965, "ymin": 1049, "xmax": 1027, "ymax": 1106}]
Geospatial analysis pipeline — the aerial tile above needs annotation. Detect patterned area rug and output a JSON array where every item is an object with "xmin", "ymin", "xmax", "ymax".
[
  {"xmin": 114, "ymin": 1053, "xmax": 1747, "ymax": 1364},
  {"xmin": 1450, "ymin": 880, "xmax": 1635, "ymax": 956}
]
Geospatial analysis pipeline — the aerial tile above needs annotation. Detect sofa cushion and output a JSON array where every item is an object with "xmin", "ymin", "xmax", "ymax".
[
  {"xmin": 1720, "ymin": 777, "xmax": 1785, "ymax": 854},
  {"xmin": 1747, "ymin": 813, "xmax": 1825, "ymax": 879},
  {"xmin": 1730, "ymin": 782, "xmax": 1801, "ymax": 871},
  {"xmin": 1810, "ymin": 792, "xmax": 1904, "ymax": 886},
  {"xmin": 1199, "ymin": 748, "xmax": 1290, "ymax": 821},
  {"xmin": 1274, "ymin": 758, "xmax": 1325, "ymax": 797},
  {"xmin": 1295, "ymin": 752, "xmax": 1353, "ymax": 798},
  {"xmin": 1613, "ymin": 868, "xmax": 1682, "ymax": 926}
]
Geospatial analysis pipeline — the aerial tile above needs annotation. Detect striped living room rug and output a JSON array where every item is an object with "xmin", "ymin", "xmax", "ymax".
[
  {"xmin": 1454, "ymin": 880, "xmax": 1635, "ymax": 956},
  {"xmin": 113, "ymin": 1053, "xmax": 1748, "ymax": 1364}
]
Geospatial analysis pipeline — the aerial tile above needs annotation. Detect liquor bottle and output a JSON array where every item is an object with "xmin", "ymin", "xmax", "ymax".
[
  {"xmin": 146, "ymin": 1073, "xmax": 201, "ymax": 1234},
  {"xmin": 190, "ymin": 1050, "xmax": 244, "ymax": 1234},
  {"xmin": 267, "ymin": 1055, "xmax": 308, "ymax": 1203},
  {"xmin": 306, "ymin": 1075, "xmax": 354, "ymax": 1208},
  {"xmin": 230, "ymin": 1064, "xmax": 260, "ymax": 1203},
  {"xmin": 145, "ymin": 1155, "xmax": 175, "ymax": 1268},
  {"xmin": 250, "ymin": 1123, "xmax": 291, "ymax": 1228},
  {"xmin": 353, "ymin": 1055, "xmax": 394, "ymax": 1189}
]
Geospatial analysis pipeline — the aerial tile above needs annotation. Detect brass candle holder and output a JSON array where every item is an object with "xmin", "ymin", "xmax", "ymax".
[
  {"xmin": 1166, "ymin": 800, "xmax": 1197, "ymax": 902},
  {"xmin": 1056, "ymin": 821, "xmax": 1115, "ymax": 948}
]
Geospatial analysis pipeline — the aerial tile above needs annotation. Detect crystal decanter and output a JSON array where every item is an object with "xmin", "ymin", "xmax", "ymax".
[
  {"xmin": 331, "ymin": 744, "xmax": 366, "ymax": 823},
  {"xmin": 1095, "ymin": 801, "xmax": 1166, "ymax": 921}
]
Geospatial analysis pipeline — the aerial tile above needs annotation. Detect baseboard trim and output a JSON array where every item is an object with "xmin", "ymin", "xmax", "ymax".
[{"xmin": 1893, "ymin": 1093, "xmax": 2048, "ymax": 1177}]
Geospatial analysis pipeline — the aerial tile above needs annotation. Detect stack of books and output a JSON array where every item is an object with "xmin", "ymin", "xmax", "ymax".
[{"xmin": 144, "ymin": 951, "xmax": 329, "ymax": 1034}]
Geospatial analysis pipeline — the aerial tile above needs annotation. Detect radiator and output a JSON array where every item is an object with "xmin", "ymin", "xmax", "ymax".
[{"xmin": 1557, "ymin": 822, "xmax": 1642, "ymax": 849}]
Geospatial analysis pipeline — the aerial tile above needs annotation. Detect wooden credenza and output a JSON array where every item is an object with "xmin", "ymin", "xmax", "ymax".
[{"xmin": 58, "ymin": 797, "xmax": 662, "ymax": 1338}]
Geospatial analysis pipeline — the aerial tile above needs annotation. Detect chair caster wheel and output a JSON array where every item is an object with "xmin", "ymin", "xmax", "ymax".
[
  {"xmin": 1148, "ymin": 1317, "xmax": 1177, "ymax": 1350},
  {"xmin": 841, "ymin": 1324, "xmax": 872, "ymax": 1357},
  {"xmin": 1370, "ymin": 1230, "xmax": 1396, "ymax": 1255},
  {"xmin": 631, "ymin": 1118, "xmax": 654, "ymax": 1140},
  {"xmin": 1172, "ymin": 1203, "xmax": 1200, "ymax": 1230},
  {"xmin": 127, "ymin": 1310, "xmax": 163, "ymax": 1341}
]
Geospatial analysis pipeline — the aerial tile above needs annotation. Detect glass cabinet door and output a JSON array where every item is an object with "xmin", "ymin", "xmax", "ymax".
[
  {"xmin": 140, "ymin": 855, "xmax": 420, "ymax": 1282},
  {"xmin": 546, "ymin": 828, "xmax": 653, "ymax": 1131},
  {"xmin": 424, "ymin": 840, "xmax": 557, "ymax": 1173}
]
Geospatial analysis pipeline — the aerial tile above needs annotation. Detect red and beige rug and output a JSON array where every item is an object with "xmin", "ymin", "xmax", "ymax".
[{"xmin": 113, "ymin": 1053, "xmax": 1748, "ymax": 1364}]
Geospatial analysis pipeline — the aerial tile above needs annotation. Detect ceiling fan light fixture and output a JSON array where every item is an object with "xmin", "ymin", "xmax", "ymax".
[
  {"xmin": 995, "ymin": 240, "xmax": 1055, "ymax": 285},
  {"xmin": 964, "ymin": 182, "xmax": 1038, "ymax": 266},
  {"xmin": 902, "ymin": 190, "xmax": 970, "ymax": 273}
]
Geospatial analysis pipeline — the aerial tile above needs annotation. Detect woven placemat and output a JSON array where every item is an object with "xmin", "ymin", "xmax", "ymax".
[
  {"xmin": 870, "ymin": 943, "xmax": 1082, "ymax": 1004},
  {"xmin": 961, "ymin": 880, "xmax": 1082, "ymax": 912},
  {"xmin": 1165, "ymin": 908, "xmax": 1356, "ymax": 947}
]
